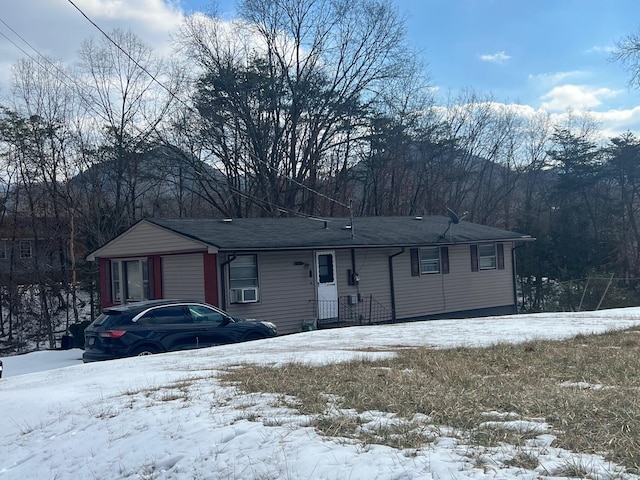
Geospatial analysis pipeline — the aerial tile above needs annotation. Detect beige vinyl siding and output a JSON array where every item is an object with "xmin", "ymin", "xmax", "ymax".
[
  {"xmin": 392, "ymin": 249, "xmax": 445, "ymax": 318},
  {"xmin": 393, "ymin": 243, "xmax": 514, "ymax": 319},
  {"xmin": 443, "ymin": 243, "xmax": 514, "ymax": 312},
  {"xmin": 337, "ymin": 245, "xmax": 515, "ymax": 321},
  {"xmin": 162, "ymin": 254, "xmax": 205, "ymax": 300},
  {"xmin": 92, "ymin": 221, "xmax": 208, "ymax": 258},
  {"xmin": 334, "ymin": 249, "xmax": 352, "ymax": 295},
  {"xmin": 341, "ymin": 248, "xmax": 393, "ymax": 310},
  {"xmin": 225, "ymin": 252, "xmax": 316, "ymax": 335},
  {"xmin": 357, "ymin": 248, "xmax": 392, "ymax": 304}
]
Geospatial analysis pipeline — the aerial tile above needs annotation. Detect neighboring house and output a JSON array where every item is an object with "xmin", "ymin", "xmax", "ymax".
[
  {"xmin": 87, "ymin": 216, "xmax": 534, "ymax": 334},
  {"xmin": 0, "ymin": 217, "xmax": 69, "ymax": 281}
]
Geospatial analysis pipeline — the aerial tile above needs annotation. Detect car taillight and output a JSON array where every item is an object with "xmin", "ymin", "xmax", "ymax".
[{"xmin": 98, "ymin": 330, "xmax": 127, "ymax": 339}]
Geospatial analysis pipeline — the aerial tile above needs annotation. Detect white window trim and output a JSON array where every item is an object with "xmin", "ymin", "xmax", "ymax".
[
  {"xmin": 479, "ymin": 244, "xmax": 497, "ymax": 270},
  {"xmin": 420, "ymin": 246, "xmax": 441, "ymax": 274},
  {"xmin": 111, "ymin": 258, "xmax": 149, "ymax": 303},
  {"xmin": 229, "ymin": 255, "xmax": 259, "ymax": 303}
]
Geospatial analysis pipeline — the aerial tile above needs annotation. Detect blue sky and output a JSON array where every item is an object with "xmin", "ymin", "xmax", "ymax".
[
  {"xmin": 2, "ymin": 0, "xmax": 640, "ymax": 136},
  {"xmin": 401, "ymin": 0, "xmax": 640, "ymax": 109},
  {"xmin": 183, "ymin": 1, "xmax": 640, "ymax": 100},
  {"xmin": 175, "ymin": 0, "xmax": 640, "ymax": 135}
]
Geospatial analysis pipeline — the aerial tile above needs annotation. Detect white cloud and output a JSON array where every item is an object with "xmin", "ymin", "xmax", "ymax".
[
  {"xmin": 497, "ymin": 100, "xmax": 640, "ymax": 140},
  {"xmin": 76, "ymin": 0, "xmax": 182, "ymax": 21},
  {"xmin": 430, "ymin": 93, "xmax": 640, "ymax": 141},
  {"xmin": 479, "ymin": 51, "xmax": 511, "ymax": 63},
  {"xmin": 528, "ymin": 70, "xmax": 586, "ymax": 86},
  {"xmin": 591, "ymin": 106, "xmax": 640, "ymax": 138},
  {"xmin": 539, "ymin": 84, "xmax": 621, "ymax": 111},
  {"xmin": 0, "ymin": 0, "xmax": 186, "ymax": 91},
  {"xmin": 586, "ymin": 45, "xmax": 616, "ymax": 54}
]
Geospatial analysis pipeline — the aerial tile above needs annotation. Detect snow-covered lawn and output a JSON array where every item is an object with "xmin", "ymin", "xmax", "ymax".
[{"xmin": 2, "ymin": 309, "xmax": 640, "ymax": 479}]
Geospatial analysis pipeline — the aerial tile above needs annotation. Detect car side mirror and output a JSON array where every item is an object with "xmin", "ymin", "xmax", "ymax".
[{"xmin": 221, "ymin": 316, "xmax": 232, "ymax": 326}]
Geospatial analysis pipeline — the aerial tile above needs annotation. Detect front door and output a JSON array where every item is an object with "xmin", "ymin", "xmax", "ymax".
[{"xmin": 315, "ymin": 250, "xmax": 338, "ymax": 319}]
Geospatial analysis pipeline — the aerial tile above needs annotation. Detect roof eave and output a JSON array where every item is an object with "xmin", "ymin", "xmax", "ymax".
[{"xmin": 215, "ymin": 236, "xmax": 535, "ymax": 252}]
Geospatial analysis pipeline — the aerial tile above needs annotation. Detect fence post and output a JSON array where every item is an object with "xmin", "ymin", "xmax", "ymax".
[
  {"xmin": 596, "ymin": 273, "xmax": 615, "ymax": 311},
  {"xmin": 578, "ymin": 277, "xmax": 590, "ymax": 312}
]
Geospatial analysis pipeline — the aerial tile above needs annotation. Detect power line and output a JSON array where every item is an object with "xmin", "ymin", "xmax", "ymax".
[
  {"xmin": 66, "ymin": 0, "xmax": 184, "ymax": 107},
  {"xmin": 65, "ymin": 0, "xmax": 350, "ymax": 212},
  {"xmin": 0, "ymin": 16, "xmax": 112, "ymax": 122},
  {"xmin": 0, "ymin": 17, "xmax": 75, "ymax": 87},
  {"xmin": 1, "ymin": 2, "xmax": 349, "ymax": 214},
  {"xmin": 0, "ymin": 21, "xmax": 74, "ymax": 88}
]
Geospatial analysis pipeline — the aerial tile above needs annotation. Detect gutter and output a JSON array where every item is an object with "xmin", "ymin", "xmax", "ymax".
[
  {"xmin": 388, "ymin": 248, "xmax": 405, "ymax": 323},
  {"xmin": 214, "ymin": 237, "xmax": 534, "ymax": 253}
]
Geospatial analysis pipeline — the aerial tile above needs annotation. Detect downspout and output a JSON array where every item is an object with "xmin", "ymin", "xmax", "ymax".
[
  {"xmin": 350, "ymin": 248, "xmax": 357, "ymax": 287},
  {"xmin": 219, "ymin": 253, "xmax": 237, "ymax": 310},
  {"xmin": 388, "ymin": 248, "xmax": 405, "ymax": 323}
]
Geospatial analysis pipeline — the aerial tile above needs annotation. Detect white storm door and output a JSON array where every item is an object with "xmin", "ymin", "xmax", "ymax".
[{"xmin": 316, "ymin": 250, "xmax": 338, "ymax": 319}]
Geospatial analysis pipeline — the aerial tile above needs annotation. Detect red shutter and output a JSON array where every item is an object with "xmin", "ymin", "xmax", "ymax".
[
  {"xmin": 147, "ymin": 257, "xmax": 154, "ymax": 299},
  {"xmin": 410, "ymin": 248, "xmax": 420, "ymax": 276},
  {"xmin": 99, "ymin": 258, "xmax": 112, "ymax": 307},
  {"xmin": 146, "ymin": 256, "xmax": 163, "ymax": 299},
  {"xmin": 441, "ymin": 247, "xmax": 449, "ymax": 274},
  {"xmin": 470, "ymin": 245, "xmax": 479, "ymax": 272}
]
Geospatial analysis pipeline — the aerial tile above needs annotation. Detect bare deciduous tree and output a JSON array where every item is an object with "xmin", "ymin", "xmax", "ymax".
[
  {"xmin": 177, "ymin": 0, "xmax": 418, "ymax": 217},
  {"xmin": 0, "ymin": 57, "xmax": 84, "ymax": 348},
  {"xmin": 76, "ymin": 28, "xmax": 179, "ymax": 243}
]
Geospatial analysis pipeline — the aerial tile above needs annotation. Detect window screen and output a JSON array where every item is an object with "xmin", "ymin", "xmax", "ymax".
[
  {"xmin": 420, "ymin": 247, "xmax": 440, "ymax": 273},
  {"xmin": 229, "ymin": 255, "xmax": 258, "ymax": 288}
]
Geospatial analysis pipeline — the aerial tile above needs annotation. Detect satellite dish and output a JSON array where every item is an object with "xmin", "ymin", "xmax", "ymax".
[
  {"xmin": 440, "ymin": 208, "xmax": 460, "ymax": 240},
  {"xmin": 447, "ymin": 208, "xmax": 459, "ymax": 224}
]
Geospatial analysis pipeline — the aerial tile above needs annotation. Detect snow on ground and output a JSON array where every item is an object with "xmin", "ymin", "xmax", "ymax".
[{"xmin": 2, "ymin": 308, "xmax": 640, "ymax": 479}]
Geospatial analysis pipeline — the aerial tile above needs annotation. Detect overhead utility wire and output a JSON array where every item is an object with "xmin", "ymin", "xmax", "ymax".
[
  {"xmin": 0, "ymin": 13, "xmax": 343, "ymax": 221},
  {"xmin": 0, "ymin": 17, "xmax": 75, "ymax": 87},
  {"xmin": 0, "ymin": 16, "xmax": 111, "ymax": 122},
  {"xmin": 248, "ymin": 157, "xmax": 349, "ymax": 209},
  {"xmin": 65, "ymin": 0, "xmax": 350, "ymax": 212},
  {"xmin": 66, "ymin": 0, "xmax": 185, "ymax": 108},
  {"xmin": 0, "ymin": 22, "xmax": 72, "ymax": 84}
]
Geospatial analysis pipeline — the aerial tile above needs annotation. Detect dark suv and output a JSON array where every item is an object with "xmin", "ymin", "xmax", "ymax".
[{"xmin": 82, "ymin": 299, "xmax": 277, "ymax": 362}]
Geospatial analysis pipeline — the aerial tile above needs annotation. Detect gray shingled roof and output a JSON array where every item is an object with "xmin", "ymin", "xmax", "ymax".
[{"xmin": 147, "ymin": 216, "xmax": 533, "ymax": 251}]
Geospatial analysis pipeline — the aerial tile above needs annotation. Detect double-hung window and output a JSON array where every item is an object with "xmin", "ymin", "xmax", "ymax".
[
  {"xmin": 479, "ymin": 244, "xmax": 497, "ymax": 270},
  {"xmin": 411, "ymin": 246, "xmax": 449, "ymax": 276},
  {"xmin": 420, "ymin": 247, "xmax": 441, "ymax": 274},
  {"xmin": 471, "ymin": 243, "xmax": 504, "ymax": 271},
  {"xmin": 229, "ymin": 255, "xmax": 259, "ymax": 303},
  {"xmin": 111, "ymin": 259, "xmax": 149, "ymax": 303},
  {"xmin": 229, "ymin": 255, "xmax": 258, "ymax": 289}
]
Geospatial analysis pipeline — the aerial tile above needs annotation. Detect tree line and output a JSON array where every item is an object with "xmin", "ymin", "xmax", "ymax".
[{"xmin": 2, "ymin": 0, "xmax": 640, "ymax": 350}]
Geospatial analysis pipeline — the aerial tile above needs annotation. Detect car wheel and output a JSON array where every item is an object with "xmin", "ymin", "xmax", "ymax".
[{"xmin": 133, "ymin": 346, "xmax": 158, "ymax": 356}]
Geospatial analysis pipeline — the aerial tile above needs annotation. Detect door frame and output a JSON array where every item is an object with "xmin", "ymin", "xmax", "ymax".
[{"xmin": 315, "ymin": 250, "xmax": 338, "ymax": 320}]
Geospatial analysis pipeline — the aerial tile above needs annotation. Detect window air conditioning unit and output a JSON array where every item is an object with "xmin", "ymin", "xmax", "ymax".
[{"xmin": 232, "ymin": 287, "xmax": 259, "ymax": 303}]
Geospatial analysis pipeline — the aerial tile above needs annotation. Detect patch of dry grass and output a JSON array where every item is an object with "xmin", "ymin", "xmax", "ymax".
[
  {"xmin": 220, "ymin": 326, "xmax": 640, "ymax": 473},
  {"xmin": 119, "ymin": 375, "xmax": 211, "ymax": 406}
]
